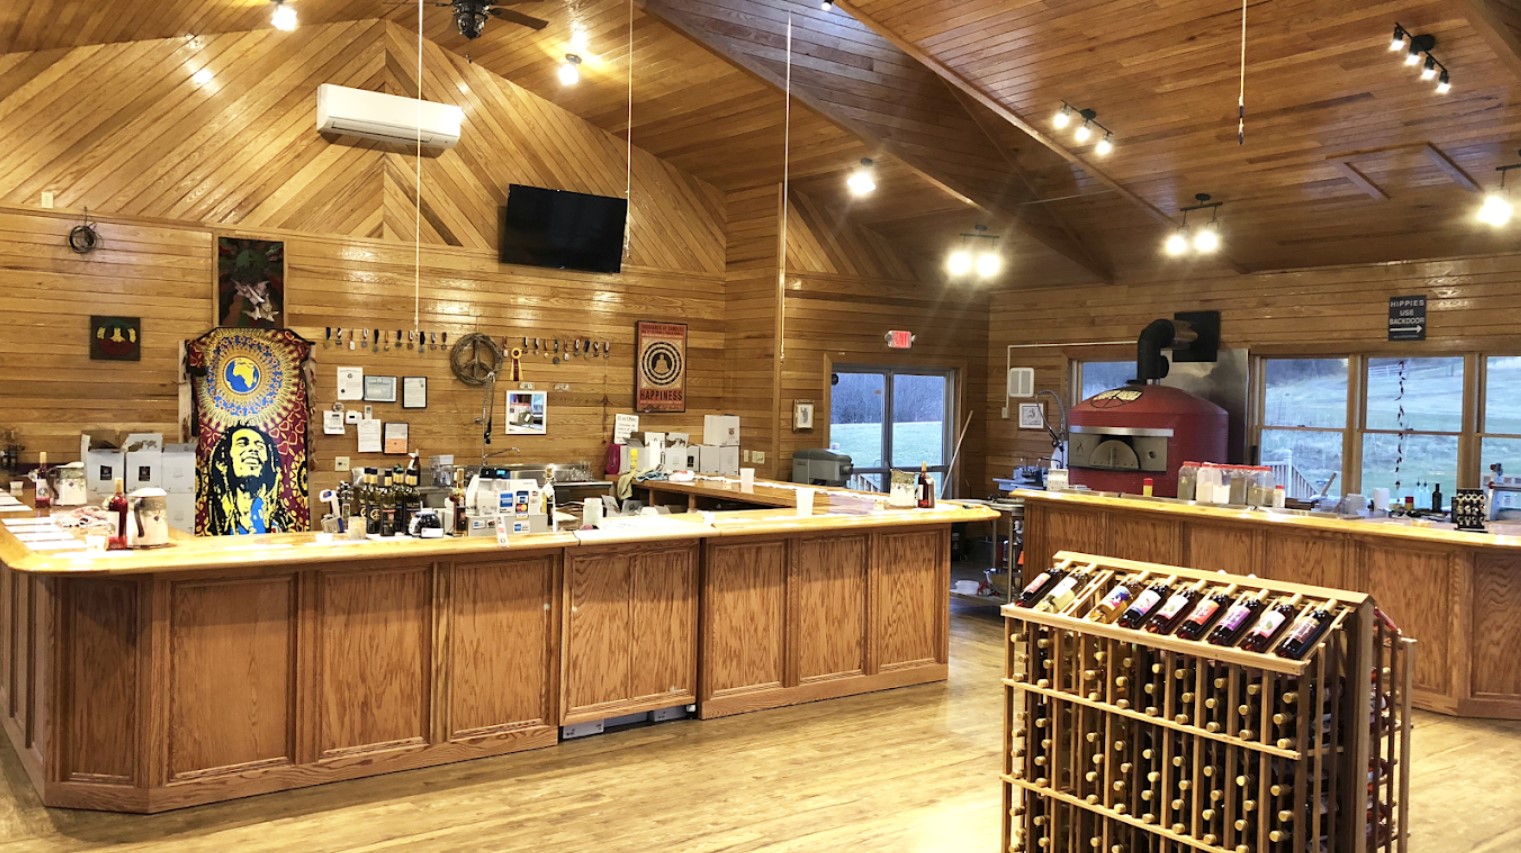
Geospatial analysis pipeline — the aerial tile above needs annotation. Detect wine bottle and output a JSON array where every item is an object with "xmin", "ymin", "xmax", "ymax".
[
  {"xmin": 379, "ymin": 472, "xmax": 396, "ymax": 536},
  {"xmin": 1275, "ymin": 599, "xmax": 1340, "ymax": 659},
  {"xmin": 33, "ymin": 451, "xmax": 51, "ymax": 510},
  {"xmin": 1175, "ymin": 583, "xmax": 1239, "ymax": 640},
  {"xmin": 1086, "ymin": 573, "xmax": 1144, "ymax": 623},
  {"xmin": 916, "ymin": 462, "xmax": 935, "ymax": 508},
  {"xmin": 107, "ymin": 477, "xmax": 130, "ymax": 551},
  {"xmin": 1207, "ymin": 588, "xmax": 1270, "ymax": 646},
  {"xmin": 451, "ymin": 466, "xmax": 469, "ymax": 535},
  {"xmin": 363, "ymin": 470, "xmax": 381, "ymax": 534},
  {"xmin": 1033, "ymin": 570, "xmax": 1090, "ymax": 613},
  {"xmin": 1015, "ymin": 566, "xmax": 1067, "ymax": 608},
  {"xmin": 1144, "ymin": 579, "xmax": 1207, "ymax": 635},
  {"xmin": 1239, "ymin": 593, "xmax": 1304, "ymax": 653},
  {"xmin": 1116, "ymin": 575, "xmax": 1178, "ymax": 628},
  {"xmin": 1432, "ymin": 482, "xmax": 1443, "ymax": 513}
]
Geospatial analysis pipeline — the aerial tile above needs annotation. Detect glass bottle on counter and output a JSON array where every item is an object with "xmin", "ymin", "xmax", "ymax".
[
  {"xmin": 1207, "ymin": 589, "xmax": 1270, "ymax": 646},
  {"xmin": 1145, "ymin": 580, "xmax": 1208, "ymax": 635},
  {"xmin": 1176, "ymin": 583, "xmax": 1240, "ymax": 640},
  {"xmin": 916, "ymin": 462, "xmax": 935, "ymax": 509},
  {"xmin": 379, "ymin": 472, "xmax": 397, "ymax": 536},
  {"xmin": 450, "ymin": 466, "xmax": 469, "ymax": 536},
  {"xmin": 1275, "ymin": 599, "xmax": 1340, "ymax": 659},
  {"xmin": 1431, "ymin": 482, "xmax": 1443, "ymax": 513},
  {"xmin": 362, "ymin": 469, "xmax": 381, "ymax": 534},
  {"xmin": 107, "ymin": 477, "xmax": 130, "ymax": 550},
  {"xmin": 33, "ymin": 451, "xmax": 51, "ymax": 509},
  {"xmin": 1239, "ymin": 593, "xmax": 1304, "ymax": 653}
]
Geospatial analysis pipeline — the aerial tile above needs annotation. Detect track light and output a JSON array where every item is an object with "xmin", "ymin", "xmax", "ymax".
[
  {"xmin": 1389, "ymin": 24, "xmax": 1405, "ymax": 52},
  {"xmin": 1074, "ymin": 123, "xmax": 1092, "ymax": 143},
  {"xmin": 1053, "ymin": 103, "xmax": 1115, "ymax": 156},
  {"xmin": 1392, "ymin": 25, "xmax": 1450, "ymax": 94},
  {"xmin": 1436, "ymin": 71, "xmax": 1451, "ymax": 95},
  {"xmin": 1404, "ymin": 44, "xmax": 1421, "ymax": 66},
  {"xmin": 1420, "ymin": 56, "xmax": 1438, "ymax": 81},
  {"xmin": 1478, "ymin": 158, "xmax": 1521, "ymax": 227},
  {"xmin": 1053, "ymin": 104, "xmax": 1071, "ymax": 129},
  {"xmin": 821, "ymin": 0, "xmax": 834, "ymax": 8},
  {"xmin": 946, "ymin": 225, "xmax": 1003, "ymax": 281},
  {"xmin": 846, "ymin": 158, "xmax": 876, "ymax": 197},
  {"xmin": 1095, "ymin": 134, "xmax": 1114, "ymax": 157},
  {"xmin": 271, "ymin": 0, "xmax": 297, "ymax": 31},
  {"xmin": 558, "ymin": 54, "xmax": 582, "ymax": 86},
  {"xmin": 1163, "ymin": 193, "xmax": 1224, "ymax": 257}
]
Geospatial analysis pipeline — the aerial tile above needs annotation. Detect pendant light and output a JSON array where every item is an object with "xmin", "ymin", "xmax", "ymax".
[
  {"xmin": 1162, "ymin": 194, "xmax": 1225, "ymax": 257},
  {"xmin": 846, "ymin": 158, "xmax": 877, "ymax": 197},
  {"xmin": 1477, "ymin": 155, "xmax": 1521, "ymax": 228},
  {"xmin": 271, "ymin": 0, "xmax": 298, "ymax": 31}
]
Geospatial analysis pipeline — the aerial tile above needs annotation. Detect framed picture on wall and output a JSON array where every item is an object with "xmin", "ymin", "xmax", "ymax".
[
  {"xmin": 634, "ymin": 321, "xmax": 687, "ymax": 413},
  {"xmin": 215, "ymin": 237, "xmax": 286, "ymax": 328},
  {"xmin": 90, "ymin": 316, "xmax": 140, "ymax": 361},
  {"xmin": 1018, "ymin": 402, "xmax": 1046, "ymax": 430},
  {"xmin": 364, "ymin": 375, "xmax": 397, "ymax": 403}
]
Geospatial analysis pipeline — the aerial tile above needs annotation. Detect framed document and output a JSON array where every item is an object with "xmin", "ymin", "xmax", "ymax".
[
  {"xmin": 402, "ymin": 376, "xmax": 427, "ymax": 409},
  {"xmin": 364, "ymin": 374, "xmax": 397, "ymax": 403}
]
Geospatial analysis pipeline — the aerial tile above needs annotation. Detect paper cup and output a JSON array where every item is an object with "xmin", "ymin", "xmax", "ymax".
[
  {"xmin": 795, "ymin": 487, "xmax": 816, "ymax": 517},
  {"xmin": 739, "ymin": 468, "xmax": 755, "ymax": 490}
]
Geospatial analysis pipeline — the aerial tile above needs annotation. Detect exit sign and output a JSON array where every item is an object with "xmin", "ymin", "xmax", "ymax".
[{"xmin": 885, "ymin": 330, "xmax": 915, "ymax": 349}]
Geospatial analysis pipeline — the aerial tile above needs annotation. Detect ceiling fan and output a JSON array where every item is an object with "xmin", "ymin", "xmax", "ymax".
[{"xmin": 436, "ymin": 1, "xmax": 548, "ymax": 39}]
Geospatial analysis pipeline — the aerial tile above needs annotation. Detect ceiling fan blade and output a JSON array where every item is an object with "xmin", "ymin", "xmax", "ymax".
[{"xmin": 488, "ymin": 8, "xmax": 549, "ymax": 30}]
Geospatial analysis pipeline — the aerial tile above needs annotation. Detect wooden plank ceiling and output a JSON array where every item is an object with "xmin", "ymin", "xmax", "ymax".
[{"xmin": 6, "ymin": 1, "xmax": 1521, "ymax": 280}]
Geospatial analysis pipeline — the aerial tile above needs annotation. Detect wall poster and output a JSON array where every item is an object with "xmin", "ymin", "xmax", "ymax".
[
  {"xmin": 216, "ymin": 236, "xmax": 285, "ymax": 328},
  {"xmin": 186, "ymin": 328, "xmax": 313, "ymax": 535},
  {"xmin": 634, "ymin": 320, "xmax": 687, "ymax": 413}
]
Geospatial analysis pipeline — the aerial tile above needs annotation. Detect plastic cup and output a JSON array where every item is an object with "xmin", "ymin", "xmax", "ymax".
[
  {"xmin": 740, "ymin": 468, "xmax": 755, "ymax": 490},
  {"xmin": 796, "ymin": 487, "xmax": 816, "ymax": 517}
]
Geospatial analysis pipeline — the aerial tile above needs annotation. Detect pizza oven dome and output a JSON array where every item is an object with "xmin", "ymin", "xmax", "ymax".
[{"xmin": 1067, "ymin": 383, "xmax": 1228, "ymax": 497}]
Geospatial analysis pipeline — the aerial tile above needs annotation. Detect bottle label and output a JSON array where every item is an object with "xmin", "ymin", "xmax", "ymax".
[
  {"xmin": 1249, "ymin": 610, "xmax": 1288, "ymax": 639},
  {"xmin": 1040, "ymin": 576, "xmax": 1079, "ymax": 606},
  {"xmin": 1099, "ymin": 583, "xmax": 1132, "ymax": 609},
  {"xmin": 1020, "ymin": 570, "xmax": 1053, "ymax": 598},
  {"xmin": 1218, "ymin": 602, "xmax": 1254, "ymax": 633},
  {"xmin": 1129, "ymin": 588, "xmax": 1163, "ymax": 615},
  {"xmin": 1155, "ymin": 592, "xmax": 1192, "ymax": 622},
  {"xmin": 1284, "ymin": 614, "xmax": 1321, "ymax": 644},
  {"xmin": 1184, "ymin": 598, "xmax": 1221, "ymax": 626}
]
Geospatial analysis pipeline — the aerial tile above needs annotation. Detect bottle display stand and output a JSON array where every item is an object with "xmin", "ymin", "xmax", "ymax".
[{"xmin": 1002, "ymin": 551, "xmax": 1413, "ymax": 853}]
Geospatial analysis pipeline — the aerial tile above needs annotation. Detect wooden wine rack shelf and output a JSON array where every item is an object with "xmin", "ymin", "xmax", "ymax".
[{"xmin": 1002, "ymin": 551, "xmax": 1414, "ymax": 853}]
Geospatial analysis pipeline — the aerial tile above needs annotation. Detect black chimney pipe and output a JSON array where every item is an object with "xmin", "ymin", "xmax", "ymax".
[{"xmin": 1136, "ymin": 319, "xmax": 1177, "ymax": 383}]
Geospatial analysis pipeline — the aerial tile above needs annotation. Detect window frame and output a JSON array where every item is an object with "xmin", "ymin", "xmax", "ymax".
[
  {"xmin": 1477, "ymin": 354, "xmax": 1521, "ymax": 486},
  {"xmin": 1252, "ymin": 356, "xmax": 1355, "ymax": 500},
  {"xmin": 825, "ymin": 364, "xmax": 957, "ymax": 496}
]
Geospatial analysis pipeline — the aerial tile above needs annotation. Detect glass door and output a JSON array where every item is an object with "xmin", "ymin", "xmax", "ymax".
[{"xmin": 829, "ymin": 367, "xmax": 955, "ymax": 495}]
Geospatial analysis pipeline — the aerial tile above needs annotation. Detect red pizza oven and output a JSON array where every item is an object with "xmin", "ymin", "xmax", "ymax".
[{"xmin": 1067, "ymin": 383, "xmax": 1228, "ymax": 498}]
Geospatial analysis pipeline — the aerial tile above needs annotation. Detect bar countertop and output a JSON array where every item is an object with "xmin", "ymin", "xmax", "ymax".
[{"xmin": 1014, "ymin": 487, "xmax": 1521, "ymax": 551}]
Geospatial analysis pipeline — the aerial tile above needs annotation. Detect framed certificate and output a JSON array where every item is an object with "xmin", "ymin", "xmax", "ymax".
[
  {"xmin": 402, "ymin": 376, "xmax": 427, "ymax": 409},
  {"xmin": 364, "ymin": 374, "xmax": 397, "ymax": 403}
]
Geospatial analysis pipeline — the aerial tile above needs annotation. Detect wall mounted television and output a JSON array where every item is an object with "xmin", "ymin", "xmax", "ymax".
[{"xmin": 499, "ymin": 184, "xmax": 628, "ymax": 274}]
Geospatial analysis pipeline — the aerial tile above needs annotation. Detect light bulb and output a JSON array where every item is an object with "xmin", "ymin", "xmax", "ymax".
[
  {"xmin": 558, "ymin": 55, "xmax": 581, "ymax": 86},
  {"xmin": 1405, "ymin": 47, "xmax": 1420, "ymax": 66},
  {"xmin": 821, "ymin": 0, "xmax": 834, "ymax": 9},
  {"xmin": 1420, "ymin": 57, "xmax": 1437, "ymax": 81},
  {"xmin": 1390, "ymin": 33, "xmax": 1404, "ymax": 51},
  {"xmin": 1436, "ymin": 71, "xmax": 1451, "ymax": 94},
  {"xmin": 946, "ymin": 249, "xmax": 973, "ymax": 277},
  {"xmin": 975, "ymin": 252, "xmax": 1003, "ymax": 279},
  {"xmin": 191, "ymin": 68, "xmax": 213, "ymax": 86},
  {"xmin": 1094, "ymin": 135, "xmax": 1113, "ymax": 157},
  {"xmin": 1164, "ymin": 231, "xmax": 1189, "ymax": 257},
  {"xmin": 846, "ymin": 168, "xmax": 876, "ymax": 197},
  {"xmin": 569, "ymin": 26, "xmax": 590, "ymax": 53},
  {"xmin": 1053, "ymin": 107, "xmax": 1071, "ymax": 129},
  {"xmin": 1074, "ymin": 123, "xmax": 1092, "ymax": 143},
  {"xmin": 1478, "ymin": 193, "xmax": 1513, "ymax": 227},
  {"xmin": 1193, "ymin": 224, "xmax": 1222, "ymax": 253},
  {"xmin": 271, "ymin": 1, "xmax": 297, "ymax": 31}
]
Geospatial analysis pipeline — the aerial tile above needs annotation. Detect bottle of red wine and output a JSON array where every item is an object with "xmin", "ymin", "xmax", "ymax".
[
  {"xmin": 1014, "ymin": 565, "xmax": 1067, "ymax": 608},
  {"xmin": 1145, "ymin": 580, "xmax": 1207, "ymax": 635},
  {"xmin": 1239, "ymin": 594, "xmax": 1304, "ymax": 652},
  {"xmin": 1274, "ymin": 599, "xmax": 1340, "ymax": 659},
  {"xmin": 1176, "ymin": 584, "xmax": 1239, "ymax": 640},
  {"xmin": 1117, "ymin": 575, "xmax": 1178, "ymax": 628},
  {"xmin": 1208, "ymin": 589, "xmax": 1270, "ymax": 646},
  {"xmin": 916, "ymin": 462, "xmax": 935, "ymax": 509}
]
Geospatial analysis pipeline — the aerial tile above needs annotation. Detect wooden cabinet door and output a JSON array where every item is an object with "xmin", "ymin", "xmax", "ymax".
[
  {"xmin": 793, "ymin": 534, "xmax": 869, "ymax": 683},
  {"xmin": 445, "ymin": 554, "xmax": 558, "ymax": 740},
  {"xmin": 562, "ymin": 553, "xmax": 631, "ymax": 719},
  {"xmin": 629, "ymin": 545, "xmax": 698, "ymax": 702}
]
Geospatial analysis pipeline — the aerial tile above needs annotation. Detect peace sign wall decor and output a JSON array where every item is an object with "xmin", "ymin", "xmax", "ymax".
[{"xmin": 634, "ymin": 321, "xmax": 687, "ymax": 413}]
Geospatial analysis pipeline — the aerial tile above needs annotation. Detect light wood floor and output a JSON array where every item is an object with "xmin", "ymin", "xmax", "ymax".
[{"xmin": 2, "ymin": 604, "xmax": 1518, "ymax": 852}]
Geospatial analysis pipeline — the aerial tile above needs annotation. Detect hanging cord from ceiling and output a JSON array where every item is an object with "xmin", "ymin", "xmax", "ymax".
[
  {"xmin": 413, "ymin": 0, "xmax": 423, "ymax": 332},
  {"xmin": 778, "ymin": 13, "xmax": 792, "ymax": 363},
  {"xmin": 625, "ymin": 0, "xmax": 634, "ymax": 258},
  {"xmin": 1237, "ymin": 0, "xmax": 1247, "ymax": 145}
]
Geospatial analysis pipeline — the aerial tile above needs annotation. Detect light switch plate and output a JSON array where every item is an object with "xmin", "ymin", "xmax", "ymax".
[
  {"xmin": 742, "ymin": 449, "xmax": 751, "ymax": 463},
  {"xmin": 753, "ymin": 450, "xmax": 765, "ymax": 464},
  {"xmin": 518, "ymin": 382, "xmax": 535, "ymax": 390},
  {"xmin": 40, "ymin": 191, "xmax": 54, "ymax": 209},
  {"xmin": 335, "ymin": 456, "xmax": 350, "ymax": 472}
]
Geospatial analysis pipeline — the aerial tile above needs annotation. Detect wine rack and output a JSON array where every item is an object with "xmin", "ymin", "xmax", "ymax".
[{"xmin": 1002, "ymin": 551, "xmax": 1413, "ymax": 853}]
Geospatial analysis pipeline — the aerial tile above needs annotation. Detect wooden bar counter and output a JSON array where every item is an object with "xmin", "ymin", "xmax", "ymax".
[
  {"xmin": 0, "ymin": 493, "xmax": 994, "ymax": 812},
  {"xmin": 1017, "ymin": 488, "xmax": 1521, "ymax": 720}
]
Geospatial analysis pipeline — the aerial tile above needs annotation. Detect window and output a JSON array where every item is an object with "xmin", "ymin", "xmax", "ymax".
[
  {"xmin": 1077, "ymin": 360, "xmax": 1134, "ymax": 401},
  {"xmin": 1359, "ymin": 357, "xmax": 1463, "ymax": 499},
  {"xmin": 1259, "ymin": 358, "xmax": 1347, "ymax": 499},
  {"xmin": 1481, "ymin": 356, "xmax": 1521, "ymax": 510},
  {"xmin": 829, "ymin": 367, "xmax": 954, "ymax": 495}
]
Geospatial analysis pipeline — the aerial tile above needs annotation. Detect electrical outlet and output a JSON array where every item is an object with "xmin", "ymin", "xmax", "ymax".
[
  {"xmin": 40, "ymin": 192, "xmax": 54, "ymax": 209},
  {"xmin": 518, "ymin": 382, "xmax": 535, "ymax": 390},
  {"xmin": 554, "ymin": 383, "xmax": 571, "ymax": 392},
  {"xmin": 334, "ymin": 456, "xmax": 350, "ymax": 472},
  {"xmin": 753, "ymin": 450, "xmax": 765, "ymax": 464},
  {"xmin": 742, "ymin": 449, "xmax": 751, "ymax": 463}
]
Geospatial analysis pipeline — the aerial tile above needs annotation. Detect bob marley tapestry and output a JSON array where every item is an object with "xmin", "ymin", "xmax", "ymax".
[{"xmin": 186, "ymin": 328, "xmax": 313, "ymax": 535}]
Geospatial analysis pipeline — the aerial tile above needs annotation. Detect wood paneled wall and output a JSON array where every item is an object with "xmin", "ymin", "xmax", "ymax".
[
  {"xmin": 986, "ymin": 254, "xmax": 1521, "ymax": 484},
  {"xmin": 0, "ymin": 21, "xmax": 727, "ymax": 490}
]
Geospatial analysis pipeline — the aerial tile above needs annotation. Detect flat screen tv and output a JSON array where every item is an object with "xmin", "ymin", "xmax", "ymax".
[{"xmin": 499, "ymin": 184, "xmax": 627, "ymax": 274}]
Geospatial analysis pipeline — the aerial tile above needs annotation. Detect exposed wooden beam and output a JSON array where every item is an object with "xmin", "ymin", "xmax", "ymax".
[
  {"xmin": 1459, "ymin": 0, "xmax": 1521, "ymax": 83},
  {"xmin": 1425, "ymin": 143, "xmax": 1482, "ymax": 192},
  {"xmin": 1333, "ymin": 161, "xmax": 1389, "ymax": 201},
  {"xmin": 637, "ymin": 0, "xmax": 1113, "ymax": 284}
]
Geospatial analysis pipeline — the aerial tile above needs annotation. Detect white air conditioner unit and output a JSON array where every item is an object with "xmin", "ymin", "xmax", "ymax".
[{"xmin": 316, "ymin": 83, "xmax": 463, "ymax": 149}]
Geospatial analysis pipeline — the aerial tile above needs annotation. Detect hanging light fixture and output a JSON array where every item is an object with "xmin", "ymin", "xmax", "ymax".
[
  {"xmin": 1477, "ymin": 155, "xmax": 1521, "ymax": 228},
  {"xmin": 846, "ymin": 158, "xmax": 877, "ymax": 197},
  {"xmin": 558, "ymin": 53, "xmax": 582, "ymax": 86},
  {"xmin": 1051, "ymin": 103, "xmax": 1115, "ymax": 156},
  {"xmin": 1162, "ymin": 193, "xmax": 1225, "ymax": 257},
  {"xmin": 1436, "ymin": 70, "xmax": 1451, "ymax": 95},
  {"xmin": 271, "ymin": 0, "xmax": 298, "ymax": 31},
  {"xmin": 1052, "ymin": 103, "xmax": 1072, "ymax": 130},
  {"xmin": 1389, "ymin": 24, "xmax": 1406, "ymax": 52},
  {"xmin": 1389, "ymin": 24, "xmax": 1450, "ymax": 94},
  {"xmin": 1094, "ymin": 133, "xmax": 1114, "ymax": 157},
  {"xmin": 945, "ymin": 225, "xmax": 1003, "ymax": 282}
]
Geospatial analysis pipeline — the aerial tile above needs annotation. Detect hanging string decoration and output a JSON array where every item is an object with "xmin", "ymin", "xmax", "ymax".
[
  {"xmin": 1393, "ymin": 358, "xmax": 1408, "ymax": 494},
  {"xmin": 1237, "ymin": 0, "xmax": 1248, "ymax": 145}
]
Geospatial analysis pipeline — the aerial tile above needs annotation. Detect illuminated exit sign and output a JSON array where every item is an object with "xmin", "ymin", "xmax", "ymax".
[{"xmin": 885, "ymin": 330, "xmax": 915, "ymax": 349}]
